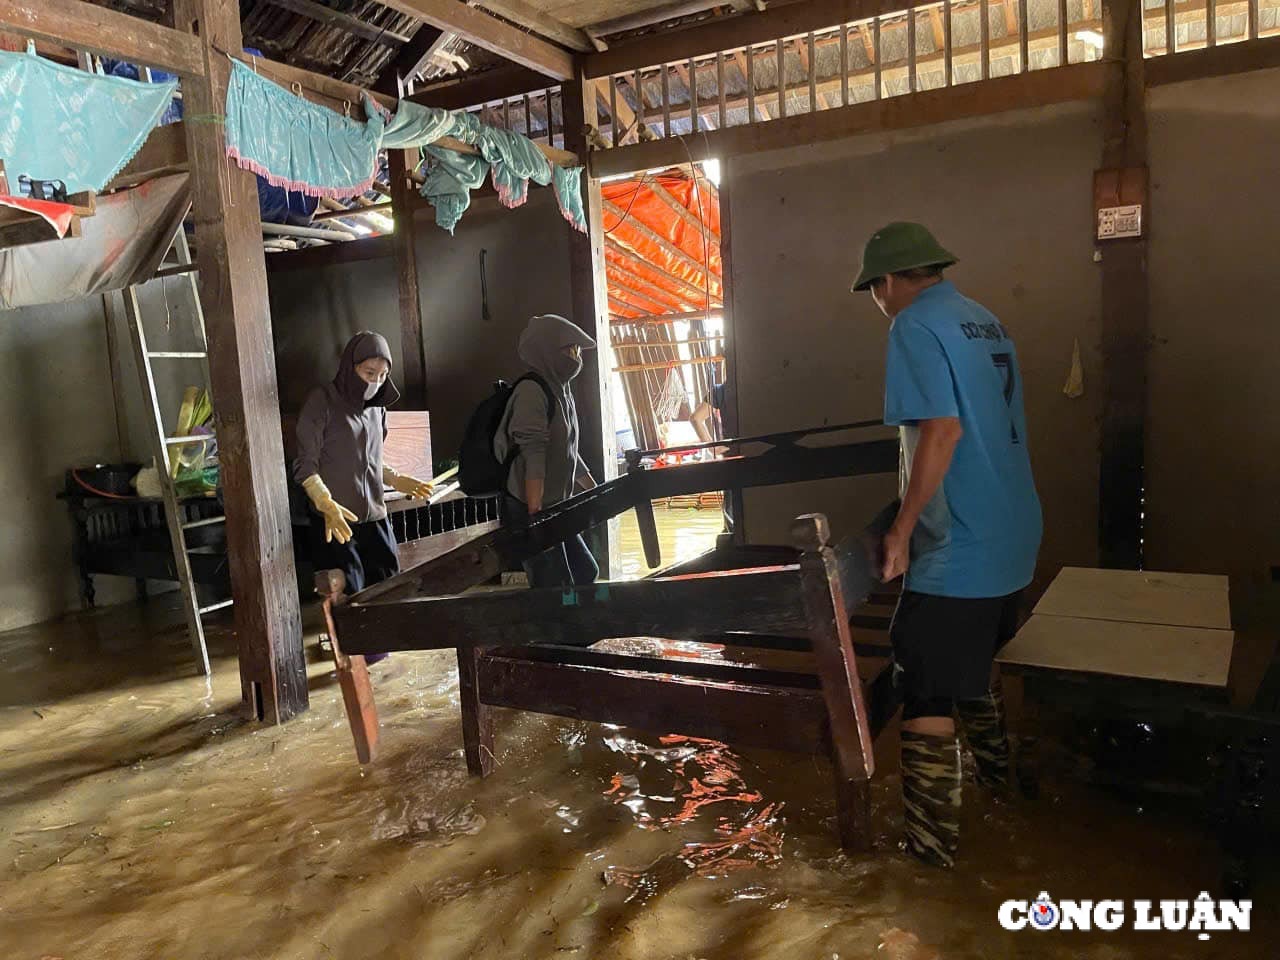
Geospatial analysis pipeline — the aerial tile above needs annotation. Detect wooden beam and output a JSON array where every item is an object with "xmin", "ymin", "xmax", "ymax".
[
  {"xmin": 377, "ymin": 0, "xmax": 574, "ymax": 79},
  {"xmin": 1146, "ymin": 34, "xmax": 1280, "ymax": 84},
  {"xmin": 610, "ymin": 309, "xmax": 723, "ymax": 325},
  {"xmin": 389, "ymin": 149, "xmax": 428, "ymax": 410},
  {"xmin": 562, "ymin": 64, "xmax": 619, "ymax": 577},
  {"xmin": 375, "ymin": 23, "xmax": 445, "ymax": 95},
  {"xmin": 1096, "ymin": 0, "xmax": 1147, "ymax": 570},
  {"xmin": 172, "ymin": 0, "xmax": 306, "ymax": 723},
  {"xmin": 591, "ymin": 60, "xmax": 1112, "ymax": 177},
  {"xmin": 609, "ymin": 277, "xmax": 678, "ymax": 316},
  {"xmin": 106, "ymin": 121, "xmax": 188, "ymax": 191},
  {"xmin": 409, "ymin": 63, "xmax": 549, "ymax": 109},
  {"xmin": 265, "ymin": 234, "xmax": 395, "ymax": 272},
  {"xmin": 267, "ymin": 0, "xmax": 412, "ymax": 45},
  {"xmin": 585, "ymin": 0, "xmax": 905, "ymax": 78},
  {"xmin": 312, "ymin": 201, "xmax": 394, "ymax": 221},
  {"xmin": 0, "ymin": 0, "xmax": 206, "ymax": 76},
  {"xmin": 475, "ymin": 0, "xmax": 593, "ymax": 52},
  {"xmin": 622, "ymin": 20, "xmax": 1100, "ymax": 128},
  {"xmin": 595, "ymin": 78, "xmax": 637, "ymax": 142}
]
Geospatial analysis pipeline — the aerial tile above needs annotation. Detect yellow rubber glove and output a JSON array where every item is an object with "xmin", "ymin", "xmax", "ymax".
[
  {"xmin": 383, "ymin": 466, "xmax": 434, "ymax": 501},
  {"xmin": 301, "ymin": 474, "xmax": 358, "ymax": 544}
]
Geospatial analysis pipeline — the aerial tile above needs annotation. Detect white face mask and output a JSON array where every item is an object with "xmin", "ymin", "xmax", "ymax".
[{"xmin": 363, "ymin": 380, "xmax": 380, "ymax": 401}]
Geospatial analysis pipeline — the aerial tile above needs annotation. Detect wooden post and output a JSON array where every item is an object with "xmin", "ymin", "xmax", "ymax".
[
  {"xmin": 171, "ymin": 0, "xmax": 307, "ymax": 723},
  {"xmin": 316, "ymin": 571, "xmax": 380, "ymax": 764},
  {"xmin": 457, "ymin": 647, "xmax": 497, "ymax": 775},
  {"xmin": 793, "ymin": 513, "xmax": 876, "ymax": 851},
  {"xmin": 1097, "ymin": 0, "xmax": 1148, "ymax": 570},
  {"xmin": 389, "ymin": 148, "xmax": 428, "ymax": 409},
  {"xmin": 563, "ymin": 60, "xmax": 620, "ymax": 577}
]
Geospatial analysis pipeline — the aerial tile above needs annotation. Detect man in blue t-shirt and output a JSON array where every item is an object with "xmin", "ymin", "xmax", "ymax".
[{"xmin": 852, "ymin": 222, "xmax": 1042, "ymax": 868}]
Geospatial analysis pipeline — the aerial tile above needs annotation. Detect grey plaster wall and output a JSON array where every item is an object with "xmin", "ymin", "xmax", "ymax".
[
  {"xmin": 726, "ymin": 101, "xmax": 1107, "ymax": 588},
  {"xmin": 1145, "ymin": 67, "xmax": 1280, "ymax": 579}
]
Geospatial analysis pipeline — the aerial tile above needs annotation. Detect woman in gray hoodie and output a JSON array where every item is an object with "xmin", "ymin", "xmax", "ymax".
[
  {"xmin": 493, "ymin": 314, "xmax": 599, "ymax": 588},
  {"xmin": 294, "ymin": 332, "xmax": 435, "ymax": 628}
]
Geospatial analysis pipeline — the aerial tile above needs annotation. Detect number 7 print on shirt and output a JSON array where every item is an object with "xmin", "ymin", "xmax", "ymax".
[{"xmin": 991, "ymin": 353, "xmax": 1020, "ymax": 444}]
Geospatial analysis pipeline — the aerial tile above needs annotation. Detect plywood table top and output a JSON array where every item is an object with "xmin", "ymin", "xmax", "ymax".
[
  {"xmin": 1032, "ymin": 566, "xmax": 1230, "ymax": 630},
  {"xmin": 998, "ymin": 566, "xmax": 1235, "ymax": 689},
  {"xmin": 998, "ymin": 614, "xmax": 1234, "ymax": 689}
]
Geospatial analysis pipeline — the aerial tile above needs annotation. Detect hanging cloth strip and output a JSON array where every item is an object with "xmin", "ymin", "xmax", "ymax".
[
  {"xmin": 478, "ymin": 125, "xmax": 552, "ymax": 209},
  {"xmin": 421, "ymin": 144, "xmax": 488, "ymax": 235},
  {"xmin": 552, "ymin": 165, "xmax": 587, "ymax": 234},
  {"xmin": 0, "ymin": 45, "xmax": 178, "ymax": 193},
  {"xmin": 224, "ymin": 59, "xmax": 383, "ymax": 199},
  {"xmin": 380, "ymin": 99, "xmax": 453, "ymax": 151}
]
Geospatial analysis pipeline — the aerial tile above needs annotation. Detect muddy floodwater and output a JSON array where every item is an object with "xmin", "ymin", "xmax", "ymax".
[{"xmin": 2, "ymin": 596, "xmax": 1276, "ymax": 960}]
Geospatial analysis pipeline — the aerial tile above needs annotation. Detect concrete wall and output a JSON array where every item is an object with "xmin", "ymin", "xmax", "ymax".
[
  {"xmin": 0, "ymin": 297, "xmax": 137, "ymax": 631},
  {"xmin": 726, "ymin": 101, "xmax": 1107, "ymax": 589},
  {"xmin": 268, "ymin": 188, "xmax": 574, "ymax": 464},
  {"xmin": 1145, "ymin": 67, "xmax": 1280, "ymax": 580}
]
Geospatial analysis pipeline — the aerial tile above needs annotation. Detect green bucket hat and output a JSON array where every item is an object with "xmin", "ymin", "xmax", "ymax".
[{"xmin": 851, "ymin": 222, "xmax": 958, "ymax": 292}]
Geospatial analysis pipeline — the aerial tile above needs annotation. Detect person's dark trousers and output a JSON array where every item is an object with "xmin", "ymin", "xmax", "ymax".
[
  {"xmin": 502, "ymin": 494, "xmax": 599, "ymax": 588},
  {"xmin": 310, "ymin": 513, "xmax": 400, "ymax": 663}
]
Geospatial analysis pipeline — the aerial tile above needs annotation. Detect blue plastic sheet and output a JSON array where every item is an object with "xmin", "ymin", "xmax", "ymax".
[{"xmin": 0, "ymin": 46, "xmax": 178, "ymax": 193}]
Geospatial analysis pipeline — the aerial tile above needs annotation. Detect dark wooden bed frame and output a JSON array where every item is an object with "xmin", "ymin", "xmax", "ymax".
[{"xmin": 317, "ymin": 423, "xmax": 904, "ymax": 851}]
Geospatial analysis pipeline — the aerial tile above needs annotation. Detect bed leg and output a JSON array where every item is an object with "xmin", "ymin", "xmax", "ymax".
[
  {"xmin": 457, "ymin": 647, "xmax": 496, "ymax": 776},
  {"xmin": 315, "ymin": 570, "xmax": 380, "ymax": 765}
]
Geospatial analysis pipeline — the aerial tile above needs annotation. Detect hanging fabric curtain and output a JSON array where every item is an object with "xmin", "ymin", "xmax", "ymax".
[
  {"xmin": 224, "ymin": 59, "xmax": 383, "ymax": 199},
  {"xmin": 478, "ymin": 126, "xmax": 552, "ymax": 209},
  {"xmin": 380, "ymin": 99, "xmax": 453, "ymax": 151},
  {"xmin": 552, "ymin": 166, "xmax": 587, "ymax": 234},
  {"xmin": 0, "ymin": 45, "xmax": 178, "ymax": 193},
  {"xmin": 421, "ymin": 145, "xmax": 488, "ymax": 235}
]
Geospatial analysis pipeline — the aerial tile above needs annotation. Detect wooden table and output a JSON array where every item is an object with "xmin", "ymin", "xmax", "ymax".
[{"xmin": 997, "ymin": 565, "xmax": 1280, "ymax": 894}]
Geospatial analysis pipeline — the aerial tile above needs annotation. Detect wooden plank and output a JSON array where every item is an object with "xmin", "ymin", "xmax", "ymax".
[
  {"xmin": 776, "ymin": 38, "xmax": 786, "ymax": 117},
  {"xmin": 981, "ymin": 0, "xmax": 991, "ymax": 79},
  {"xmin": 1018, "ymin": 0, "xmax": 1029, "ymax": 71},
  {"xmin": 1097, "ymin": 0, "xmax": 1147, "ymax": 570},
  {"xmin": 944, "ymin": 0, "xmax": 953, "ymax": 84},
  {"xmin": 874, "ymin": 16, "xmax": 883, "ymax": 96},
  {"xmin": 591, "ymin": 61, "xmax": 1111, "ymax": 177},
  {"xmin": 661, "ymin": 62, "xmax": 672, "ymax": 136},
  {"xmin": 1032, "ymin": 566, "xmax": 1231, "ymax": 629},
  {"xmin": 474, "ymin": 0, "xmax": 593, "ymax": 52},
  {"xmin": 908, "ymin": 3, "xmax": 917, "ymax": 93},
  {"xmin": 409, "ymin": 64, "xmax": 550, "ymax": 110},
  {"xmin": 375, "ymin": 23, "xmax": 445, "ymax": 95},
  {"xmin": 585, "ymin": 0, "xmax": 913, "ymax": 78},
  {"xmin": 841, "ymin": 24, "xmax": 851, "ymax": 105},
  {"xmin": 997, "ymin": 615, "xmax": 1234, "ymax": 689},
  {"xmin": 477, "ymin": 653, "xmax": 831, "ymax": 754},
  {"xmin": 317, "ymin": 572, "xmax": 380, "ymax": 764},
  {"xmin": 0, "ymin": 0, "xmax": 206, "ymax": 77},
  {"xmin": 1145, "ymin": 34, "xmax": 1280, "ymax": 84},
  {"xmin": 794, "ymin": 514, "xmax": 876, "ymax": 850},
  {"xmin": 458, "ymin": 647, "xmax": 497, "ymax": 775},
  {"xmin": 717, "ymin": 51, "xmax": 728, "ymax": 127},
  {"xmin": 265, "ymin": 234, "xmax": 395, "ymax": 272},
  {"xmin": 336, "ymin": 568, "xmax": 808, "ymax": 654},
  {"xmin": 388, "ymin": 150, "xmax": 427, "ymax": 410},
  {"xmin": 0, "ymin": 214, "xmax": 82, "ymax": 248},
  {"xmin": 1058, "ymin": 0, "xmax": 1069, "ymax": 66},
  {"xmin": 377, "ymin": 0, "xmax": 573, "ymax": 79},
  {"xmin": 173, "ymin": 0, "xmax": 306, "ymax": 724},
  {"xmin": 267, "ymin": 0, "xmax": 412, "ymax": 45},
  {"xmin": 383, "ymin": 410, "xmax": 433, "ymax": 481}
]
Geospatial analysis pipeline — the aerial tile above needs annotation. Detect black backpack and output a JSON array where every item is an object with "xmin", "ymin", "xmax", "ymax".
[{"xmin": 458, "ymin": 373, "xmax": 557, "ymax": 496}]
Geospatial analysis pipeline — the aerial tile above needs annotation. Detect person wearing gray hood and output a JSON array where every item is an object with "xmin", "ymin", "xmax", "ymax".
[
  {"xmin": 494, "ymin": 313, "xmax": 599, "ymax": 588},
  {"xmin": 294, "ymin": 333, "xmax": 435, "ymax": 653}
]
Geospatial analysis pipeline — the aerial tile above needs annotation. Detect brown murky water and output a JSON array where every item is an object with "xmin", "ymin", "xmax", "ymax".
[{"xmin": 2, "ymin": 563, "xmax": 1277, "ymax": 957}]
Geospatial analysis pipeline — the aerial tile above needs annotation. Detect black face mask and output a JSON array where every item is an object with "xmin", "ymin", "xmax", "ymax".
[{"xmin": 556, "ymin": 353, "xmax": 584, "ymax": 382}]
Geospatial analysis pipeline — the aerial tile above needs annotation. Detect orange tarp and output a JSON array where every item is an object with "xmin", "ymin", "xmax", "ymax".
[{"xmin": 602, "ymin": 172, "xmax": 723, "ymax": 320}]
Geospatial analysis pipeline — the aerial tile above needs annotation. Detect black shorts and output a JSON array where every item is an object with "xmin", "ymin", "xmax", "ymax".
[{"xmin": 889, "ymin": 589, "xmax": 1022, "ymax": 701}]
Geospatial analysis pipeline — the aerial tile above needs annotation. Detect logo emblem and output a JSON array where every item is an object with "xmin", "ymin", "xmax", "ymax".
[{"xmin": 1030, "ymin": 892, "xmax": 1059, "ymax": 931}]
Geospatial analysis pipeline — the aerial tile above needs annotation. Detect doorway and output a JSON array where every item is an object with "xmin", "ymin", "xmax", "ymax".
[{"xmin": 601, "ymin": 160, "xmax": 729, "ymax": 576}]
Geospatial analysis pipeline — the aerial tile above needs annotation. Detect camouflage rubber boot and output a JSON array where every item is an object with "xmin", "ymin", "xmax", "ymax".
[
  {"xmin": 900, "ymin": 730, "xmax": 962, "ymax": 868},
  {"xmin": 956, "ymin": 678, "xmax": 1011, "ymax": 791}
]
